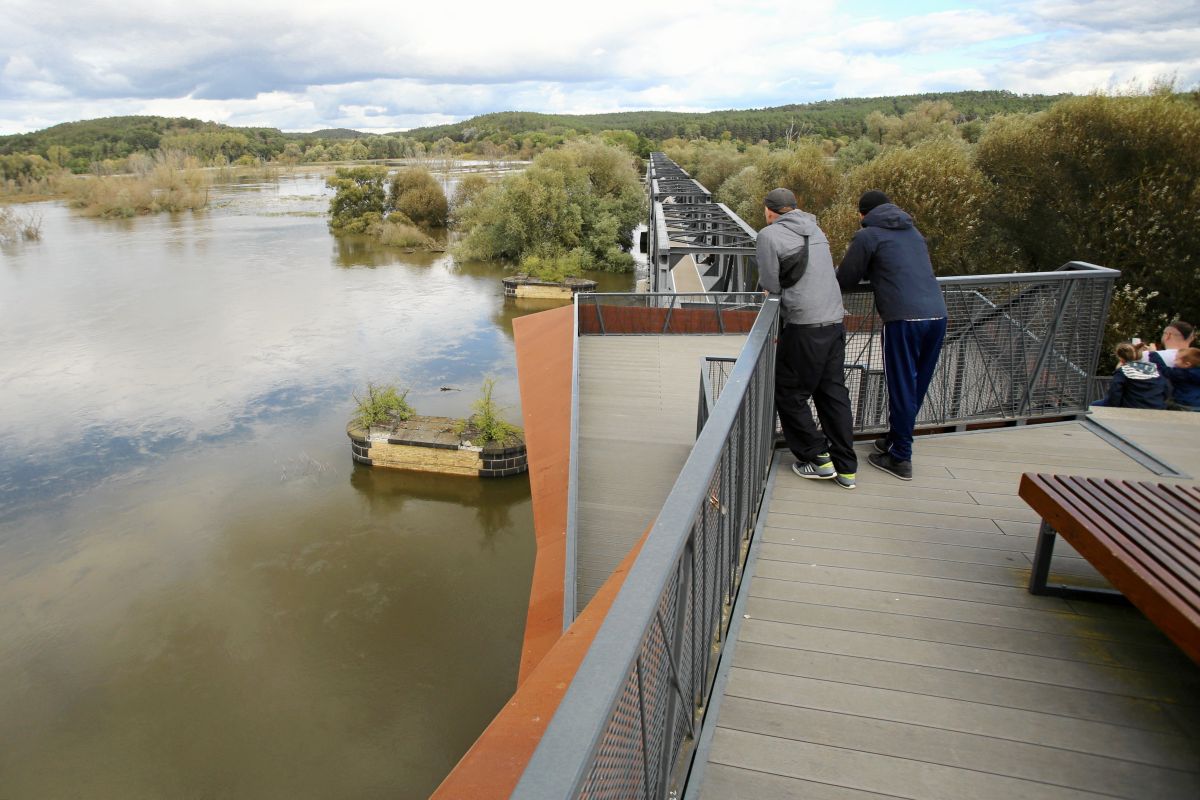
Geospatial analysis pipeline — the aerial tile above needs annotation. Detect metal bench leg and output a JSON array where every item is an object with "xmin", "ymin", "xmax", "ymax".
[
  {"xmin": 1028, "ymin": 519, "xmax": 1129, "ymax": 603},
  {"xmin": 1029, "ymin": 520, "xmax": 1056, "ymax": 595}
]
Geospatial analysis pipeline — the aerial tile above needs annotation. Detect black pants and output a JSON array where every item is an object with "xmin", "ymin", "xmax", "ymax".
[{"xmin": 775, "ymin": 322, "xmax": 857, "ymax": 474}]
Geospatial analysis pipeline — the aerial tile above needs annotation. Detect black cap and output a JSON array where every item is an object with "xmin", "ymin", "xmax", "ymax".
[
  {"xmin": 858, "ymin": 190, "xmax": 890, "ymax": 215},
  {"xmin": 764, "ymin": 188, "xmax": 797, "ymax": 212}
]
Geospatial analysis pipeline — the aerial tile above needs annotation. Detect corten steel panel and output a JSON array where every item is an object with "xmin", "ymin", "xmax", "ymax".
[
  {"xmin": 513, "ymin": 305, "xmax": 574, "ymax": 683},
  {"xmin": 577, "ymin": 305, "xmax": 759, "ymax": 335},
  {"xmin": 431, "ymin": 530, "xmax": 649, "ymax": 800}
]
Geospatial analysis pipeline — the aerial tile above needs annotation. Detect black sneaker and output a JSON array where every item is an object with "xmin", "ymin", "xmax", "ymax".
[
  {"xmin": 868, "ymin": 451, "xmax": 912, "ymax": 481},
  {"xmin": 872, "ymin": 437, "xmax": 889, "ymax": 455}
]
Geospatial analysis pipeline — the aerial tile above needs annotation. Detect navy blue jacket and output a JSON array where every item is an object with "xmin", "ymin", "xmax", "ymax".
[
  {"xmin": 836, "ymin": 203, "xmax": 947, "ymax": 322},
  {"xmin": 1102, "ymin": 361, "xmax": 1168, "ymax": 409},
  {"xmin": 1149, "ymin": 351, "xmax": 1200, "ymax": 407}
]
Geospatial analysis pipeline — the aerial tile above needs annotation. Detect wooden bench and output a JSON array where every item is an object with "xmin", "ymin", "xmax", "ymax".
[{"xmin": 1018, "ymin": 473, "xmax": 1200, "ymax": 664}]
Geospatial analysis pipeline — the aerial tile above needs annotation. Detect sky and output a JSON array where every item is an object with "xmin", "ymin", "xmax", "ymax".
[{"xmin": 1, "ymin": 0, "xmax": 1198, "ymax": 134}]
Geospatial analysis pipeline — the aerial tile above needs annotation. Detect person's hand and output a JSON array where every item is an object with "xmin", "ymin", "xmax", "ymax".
[{"xmin": 1147, "ymin": 342, "xmax": 1158, "ymax": 351}]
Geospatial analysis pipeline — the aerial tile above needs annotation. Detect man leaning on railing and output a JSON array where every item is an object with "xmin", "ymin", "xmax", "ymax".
[
  {"xmin": 837, "ymin": 190, "xmax": 948, "ymax": 481},
  {"xmin": 758, "ymin": 187, "xmax": 858, "ymax": 490}
]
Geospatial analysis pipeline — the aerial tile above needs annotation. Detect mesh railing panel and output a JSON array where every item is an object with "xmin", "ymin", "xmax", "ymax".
[
  {"xmin": 840, "ymin": 271, "xmax": 1113, "ymax": 431},
  {"xmin": 561, "ymin": 307, "xmax": 779, "ymax": 800}
]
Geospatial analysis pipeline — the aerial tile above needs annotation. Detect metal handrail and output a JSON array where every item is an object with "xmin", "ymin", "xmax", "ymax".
[
  {"xmin": 514, "ymin": 299, "xmax": 781, "ymax": 799},
  {"xmin": 562, "ymin": 291, "xmax": 765, "ymax": 628}
]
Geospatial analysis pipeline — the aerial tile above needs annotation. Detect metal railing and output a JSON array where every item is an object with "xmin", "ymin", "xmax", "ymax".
[
  {"xmin": 842, "ymin": 261, "xmax": 1118, "ymax": 430},
  {"xmin": 518, "ymin": 299, "xmax": 780, "ymax": 800},
  {"xmin": 563, "ymin": 291, "xmax": 766, "ymax": 622}
]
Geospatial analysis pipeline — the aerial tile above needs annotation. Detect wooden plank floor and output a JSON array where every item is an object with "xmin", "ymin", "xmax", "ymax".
[
  {"xmin": 696, "ymin": 422, "xmax": 1200, "ymax": 800},
  {"xmin": 575, "ymin": 334, "xmax": 746, "ymax": 614}
]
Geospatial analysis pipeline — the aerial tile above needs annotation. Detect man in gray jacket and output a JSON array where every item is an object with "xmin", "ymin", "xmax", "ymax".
[{"xmin": 758, "ymin": 188, "xmax": 857, "ymax": 489}]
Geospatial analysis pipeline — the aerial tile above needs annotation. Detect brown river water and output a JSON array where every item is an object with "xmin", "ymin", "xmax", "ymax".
[{"xmin": 0, "ymin": 173, "xmax": 632, "ymax": 798}]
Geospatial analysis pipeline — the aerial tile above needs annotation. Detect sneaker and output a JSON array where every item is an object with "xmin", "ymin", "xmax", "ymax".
[
  {"xmin": 868, "ymin": 452, "xmax": 912, "ymax": 480},
  {"xmin": 792, "ymin": 459, "xmax": 835, "ymax": 480},
  {"xmin": 834, "ymin": 472, "xmax": 856, "ymax": 490},
  {"xmin": 872, "ymin": 437, "xmax": 889, "ymax": 455}
]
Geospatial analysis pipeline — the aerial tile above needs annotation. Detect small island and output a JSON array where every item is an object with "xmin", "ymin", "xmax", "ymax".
[
  {"xmin": 502, "ymin": 274, "xmax": 597, "ymax": 300},
  {"xmin": 346, "ymin": 380, "xmax": 527, "ymax": 478}
]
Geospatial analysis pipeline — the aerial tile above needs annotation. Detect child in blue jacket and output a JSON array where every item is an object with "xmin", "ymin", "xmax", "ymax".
[{"xmin": 1095, "ymin": 342, "xmax": 1168, "ymax": 409}]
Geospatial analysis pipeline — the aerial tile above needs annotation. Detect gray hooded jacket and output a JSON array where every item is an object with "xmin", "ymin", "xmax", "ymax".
[{"xmin": 756, "ymin": 209, "xmax": 845, "ymax": 326}]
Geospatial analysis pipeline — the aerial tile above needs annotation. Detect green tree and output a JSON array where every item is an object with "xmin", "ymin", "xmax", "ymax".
[
  {"xmin": 456, "ymin": 138, "xmax": 643, "ymax": 272},
  {"xmin": 326, "ymin": 166, "xmax": 388, "ymax": 233},
  {"xmin": 975, "ymin": 92, "xmax": 1200, "ymax": 317},
  {"xmin": 825, "ymin": 139, "xmax": 998, "ymax": 274}
]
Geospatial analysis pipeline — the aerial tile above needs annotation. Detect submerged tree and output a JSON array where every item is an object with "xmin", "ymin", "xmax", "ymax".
[{"xmin": 455, "ymin": 138, "xmax": 644, "ymax": 272}]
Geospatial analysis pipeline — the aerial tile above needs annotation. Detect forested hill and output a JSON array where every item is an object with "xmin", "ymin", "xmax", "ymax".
[
  {"xmin": 0, "ymin": 116, "xmax": 297, "ymax": 160},
  {"xmin": 401, "ymin": 90, "xmax": 1068, "ymax": 143}
]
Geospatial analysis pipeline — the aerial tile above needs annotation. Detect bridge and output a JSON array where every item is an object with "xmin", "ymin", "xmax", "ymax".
[{"xmin": 434, "ymin": 156, "xmax": 1200, "ymax": 799}]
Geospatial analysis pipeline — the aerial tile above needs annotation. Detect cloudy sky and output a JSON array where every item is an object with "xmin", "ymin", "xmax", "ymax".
[{"xmin": 2, "ymin": 0, "xmax": 1198, "ymax": 134}]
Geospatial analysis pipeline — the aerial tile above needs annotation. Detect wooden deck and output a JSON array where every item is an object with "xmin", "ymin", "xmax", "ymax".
[
  {"xmin": 575, "ymin": 334, "xmax": 746, "ymax": 614},
  {"xmin": 694, "ymin": 420, "xmax": 1200, "ymax": 800}
]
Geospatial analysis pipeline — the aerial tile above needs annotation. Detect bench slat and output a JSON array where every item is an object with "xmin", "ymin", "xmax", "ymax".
[
  {"xmin": 1019, "ymin": 473, "xmax": 1200, "ymax": 664},
  {"xmin": 1070, "ymin": 478, "xmax": 1200, "ymax": 589},
  {"xmin": 1030, "ymin": 476, "xmax": 1200, "ymax": 612}
]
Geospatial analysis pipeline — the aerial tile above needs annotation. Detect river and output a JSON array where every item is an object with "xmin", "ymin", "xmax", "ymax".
[{"xmin": 0, "ymin": 172, "xmax": 632, "ymax": 798}]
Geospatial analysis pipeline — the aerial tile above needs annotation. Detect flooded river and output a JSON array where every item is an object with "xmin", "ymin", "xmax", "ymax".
[{"xmin": 0, "ymin": 173, "xmax": 631, "ymax": 798}]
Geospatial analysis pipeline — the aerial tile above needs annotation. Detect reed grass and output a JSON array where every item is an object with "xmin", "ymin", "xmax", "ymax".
[{"xmin": 67, "ymin": 151, "xmax": 211, "ymax": 217}]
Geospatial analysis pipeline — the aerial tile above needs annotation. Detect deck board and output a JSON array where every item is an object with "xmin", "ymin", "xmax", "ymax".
[
  {"xmin": 694, "ymin": 421, "xmax": 1200, "ymax": 799},
  {"xmin": 575, "ymin": 334, "xmax": 746, "ymax": 613}
]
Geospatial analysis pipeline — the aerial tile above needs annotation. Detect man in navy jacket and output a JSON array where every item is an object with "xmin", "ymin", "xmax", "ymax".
[{"xmin": 837, "ymin": 190, "xmax": 947, "ymax": 480}]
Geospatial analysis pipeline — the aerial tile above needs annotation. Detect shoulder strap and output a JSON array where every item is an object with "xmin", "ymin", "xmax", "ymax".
[{"xmin": 778, "ymin": 234, "xmax": 810, "ymax": 290}]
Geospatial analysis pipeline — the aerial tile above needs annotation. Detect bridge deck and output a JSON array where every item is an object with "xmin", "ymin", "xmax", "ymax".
[
  {"xmin": 575, "ymin": 334, "xmax": 746, "ymax": 614},
  {"xmin": 695, "ymin": 419, "xmax": 1200, "ymax": 800}
]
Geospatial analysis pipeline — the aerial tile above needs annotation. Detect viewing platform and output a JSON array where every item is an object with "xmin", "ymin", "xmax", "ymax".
[
  {"xmin": 434, "ymin": 153, "xmax": 1198, "ymax": 800},
  {"xmin": 693, "ymin": 415, "xmax": 1200, "ymax": 799}
]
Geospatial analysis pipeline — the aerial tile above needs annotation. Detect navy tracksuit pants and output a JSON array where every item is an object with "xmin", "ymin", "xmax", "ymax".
[{"xmin": 881, "ymin": 318, "xmax": 947, "ymax": 462}]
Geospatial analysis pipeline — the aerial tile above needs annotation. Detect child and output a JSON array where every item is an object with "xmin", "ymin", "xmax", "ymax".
[
  {"xmin": 1148, "ymin": 346, "xmax": 1200, "ymax": 411},
  {"xmin": 1094, "ymin": 342, "xmax": 1168, "ymax": 409}
]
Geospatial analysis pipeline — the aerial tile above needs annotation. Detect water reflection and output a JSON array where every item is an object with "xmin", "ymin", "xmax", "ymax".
[{"xmin": 0, "ymin": 171, "xmax": 573, "ymax": 798}]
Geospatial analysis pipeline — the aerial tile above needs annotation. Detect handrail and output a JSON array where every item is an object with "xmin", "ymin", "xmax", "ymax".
[{"xmin": 514, "ymin": 299, "xmax": 781, "ymax": 798}]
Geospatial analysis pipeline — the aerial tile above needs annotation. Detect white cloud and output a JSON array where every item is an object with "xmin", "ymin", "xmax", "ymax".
[{"xmin": 0, "ymin": 0, "xmax": 1197, "ymax": 133}]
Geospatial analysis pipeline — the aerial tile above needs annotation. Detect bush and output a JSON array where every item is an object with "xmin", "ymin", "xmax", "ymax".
[
  {"xmin": 387, "ymin": 167, "xmax": 448, "ymax": 228},
  {"xmin": 975, "ymin": 92, "xmax": 1200, "ymax": 318},
  {"xmin": 379, "ymin": 220, "xmax": 435, "ymax": 248},
  {"xmin": 715, "ymin": 142, "xmax": 838, "ymax": 230},
  {"xmin": 518, "ymin": 251, "xmax": 586, "ymax": 283},
  {"xmin": 327, "ymin": 166, "xmax": 388, "ymax": 232},
  {"xmin": 0, "ymin": 206, "xmax": 43, "ymax": 241},
  {"xmin": 66, "ymin": 150, "xmax": 209, "ymax": 217},
  {"xmin": 826, "ymin": 139, "xmax": 998, "ymax": 274},
  {"xmin": 451, "ymin": 173, "xmax": 490, "ymax": 223},
  {"xmin": 455, "ymin": 138, "xmax": 643, "ymax": 272},
  {"xmin": 458, "ymin": 378, "xmax": 521, "ymax": 446},
  {"xmin": 353, "ymin": 382, "xmax": 415, "ymax": 429}
]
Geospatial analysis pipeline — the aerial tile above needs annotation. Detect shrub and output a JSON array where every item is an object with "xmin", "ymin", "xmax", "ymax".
[
  {"xmin": 65, "ymin": 150, "xmax": 209, "ymax": 217},
  {"xmin": 518, "ymin": 251, "xmax": 586, "ymax": 283},
  {"xmin": 327, "ymin": 166, "xmax": 388, "ymax": 232},
  {"xmin": 716, "ymin": 142, "xmax": 838, "ymax": 230},
  {"xmin": 451, "ymin": 174, "xmax": 490, "ymax": 223},
  {"xmin": 975, "ymin": 92, "xmax": 1200, "ymax": 319},
  {"xmin": 827, "ymin": 139, "xmax": 998, "ymax": 274},
  {"xmin": 353, "ymin": 382, "xmax": 415, "ymax": 429},
  {"xmin": 387, "ymin": 167, "xmax": 448, "ymax": 227},
  {"xmin": 455, "ymin": 138, "xmax": 643, "ymax": 272},
  {"xmin": 458, "ymin": 378, "xmax": 521, "ymax": 446},
  {"xmin": 0, "ymin": 206, "xmax": 42, "ymax": 241},
  {"xmin": 379, "ymin": 220, "xmax": 435, "ymax": 249}
]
